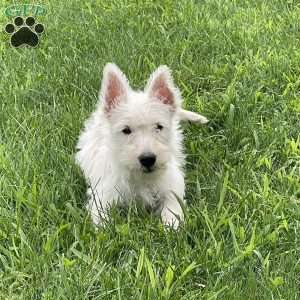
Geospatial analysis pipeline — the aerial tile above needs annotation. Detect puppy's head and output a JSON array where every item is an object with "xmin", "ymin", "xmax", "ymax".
[{"xmin": 99, "ymin": 63, "xmax": 182, "ymax": 174}]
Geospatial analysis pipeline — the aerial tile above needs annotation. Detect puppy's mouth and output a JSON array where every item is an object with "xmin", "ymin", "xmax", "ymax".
[
  {"xmin": 141, "ymin": 165, "xmax": 166, "ymax": 174},
  {"xmin": 141, "ymin": 166, "xmax": 155, "ymax": 174}
]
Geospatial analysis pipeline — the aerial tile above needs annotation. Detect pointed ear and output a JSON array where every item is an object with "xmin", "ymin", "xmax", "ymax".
[
  {"xmin": 100, "ymin": 63, "xmax": 130, "ymax": 113},
  {"xmin": 145, "ymin": 65, "xmax": 181, "ymax": 109}
]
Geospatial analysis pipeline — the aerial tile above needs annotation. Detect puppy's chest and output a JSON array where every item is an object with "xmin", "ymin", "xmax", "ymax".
[{"xmin": 130, "ymin": 181, "xmax": 164, "ymax": 211}]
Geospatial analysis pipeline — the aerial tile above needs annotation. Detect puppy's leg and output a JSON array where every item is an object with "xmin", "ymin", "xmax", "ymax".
[
  {"xmin": 161, "ymin": 195, "xmax": 184, "ymax": 230},
  {"xmin": 178, "ymin": 109, "xmax": 209, "ymax": 124},
  {"xmin": 86, "ymin": 187, "xmax": 113, "ymax": 227},
  {"xmin": 160, "ymin": 169, "xmax": 185, "ymax": 230}
]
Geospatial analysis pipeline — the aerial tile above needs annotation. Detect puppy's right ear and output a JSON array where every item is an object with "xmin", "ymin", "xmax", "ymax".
[{"xmin": 100, "ymin": 63, "xmax": 130, "ymax": 113}]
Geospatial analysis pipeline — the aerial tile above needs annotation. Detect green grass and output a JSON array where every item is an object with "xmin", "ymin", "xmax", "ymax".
[{"xmin": 0, "ymin": 0, "xmax": 300, "ymax": 299}]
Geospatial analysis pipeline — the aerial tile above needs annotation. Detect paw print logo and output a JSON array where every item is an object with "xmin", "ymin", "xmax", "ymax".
[{"xmin": 4, "ymin": 16, "xmax": 44, "ymax": 48}]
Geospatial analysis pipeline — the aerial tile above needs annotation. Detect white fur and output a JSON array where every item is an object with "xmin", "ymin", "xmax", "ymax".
[
  {"xmin": 75, "ymin": 63, "xmax": 207, "ymax": 229},
  {"xmin": 179, "ymin": 109, "xmax": 209, "ymax": 124}
]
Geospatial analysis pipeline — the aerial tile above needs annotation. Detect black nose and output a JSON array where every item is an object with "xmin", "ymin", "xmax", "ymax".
[{"xmin": 139, "ymin": 152, "xmax": 156, "ymax": 168}]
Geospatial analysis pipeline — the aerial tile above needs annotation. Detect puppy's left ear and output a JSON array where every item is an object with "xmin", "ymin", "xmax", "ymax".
[{"xmin": 145, "ymin": 66, "xmax": 181, "ymax": 110}]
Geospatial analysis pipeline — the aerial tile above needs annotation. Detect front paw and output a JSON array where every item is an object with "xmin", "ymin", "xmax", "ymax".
[
  {"xmin": 86, "ymin": 202, "xmax": 109, "ymax": 229},
  {"xmin": 161, "ymin": 208, "xmax": 183, "ymax": 230},
  {"xmin": 90, "ymin": 211, "xmax": 105, "ymax": 228}
]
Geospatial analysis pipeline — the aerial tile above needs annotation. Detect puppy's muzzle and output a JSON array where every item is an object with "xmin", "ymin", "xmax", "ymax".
[{"xmin": 138, "ymin": 152, "xmax": 156, "ymax": 171}]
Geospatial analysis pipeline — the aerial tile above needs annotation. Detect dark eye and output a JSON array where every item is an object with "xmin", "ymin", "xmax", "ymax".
[
  {"xmin": 122, "ymin": 126, "xmax": 132, "ymax": 135},
  {"xmin": 156, "ymin": 123, "xmax": 163, "ymax": 131}
]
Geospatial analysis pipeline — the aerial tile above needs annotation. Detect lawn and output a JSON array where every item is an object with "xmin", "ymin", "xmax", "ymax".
[{"xmin": 0, "ymin": 0, "xmax": 300, "ymax": 299}]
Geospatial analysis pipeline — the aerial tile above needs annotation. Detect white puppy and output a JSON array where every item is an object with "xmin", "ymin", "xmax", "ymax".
[{"xmin": 76, "ymin": 63, "xmax": 208, "ymax": 229}]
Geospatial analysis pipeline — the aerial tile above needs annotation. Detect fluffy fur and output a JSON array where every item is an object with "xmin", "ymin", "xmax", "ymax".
[{"xmin": 76, "ymin": 63, "xmax": 207, "ymax": 229}]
